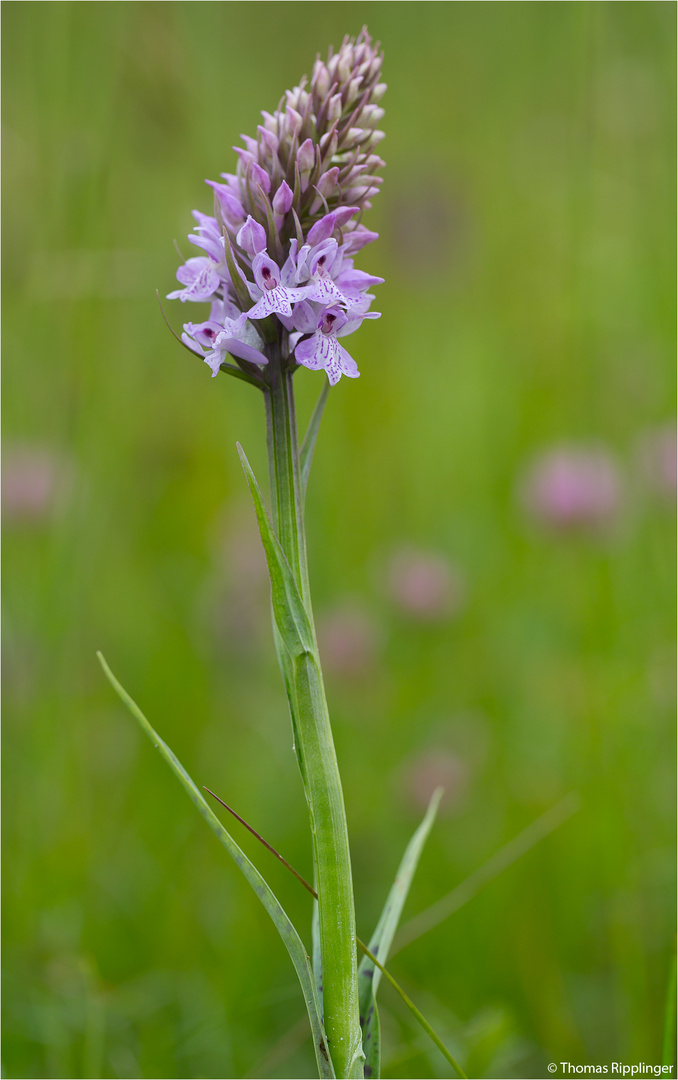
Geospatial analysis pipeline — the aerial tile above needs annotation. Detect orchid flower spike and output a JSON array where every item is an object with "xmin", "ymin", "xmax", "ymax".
[{"xmin": 167, "ymin": 27, "xmax": 385, "ymax": 385}]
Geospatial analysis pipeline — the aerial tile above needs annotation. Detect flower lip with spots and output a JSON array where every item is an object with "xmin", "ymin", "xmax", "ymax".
[
  {"xmin": 246, "ymin": 252, "xmax": 311, "ymax": 320},
  {"xmin": 293, "ymin": 301, "xmax": 380, "ymax": 385}
]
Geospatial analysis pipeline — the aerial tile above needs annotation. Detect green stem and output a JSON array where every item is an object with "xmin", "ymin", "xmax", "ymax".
[{"xmin": 264, "ymin": 354, "xmax": 363, "ymax": 1079}]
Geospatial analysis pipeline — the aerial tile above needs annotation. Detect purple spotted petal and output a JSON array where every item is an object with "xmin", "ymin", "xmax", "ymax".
[
  {"xmin": 295, "ymin": 329, "xmax": 360, "ymax": 385},
  {"xmin": 247, "ymin": 284, "xmax": 309, "ymax": 320},
  {"xmin": 303, "ymin": 276, "xmax": 345, "ymax": 305},
  {"xmin": 295, "ymin": 332, "xmax": 328, "ymax": 371},
  {"xmin": 336, "ymin": 342, "xmax": 360, "ymax": 378},
  {"xmin": 203, "ymin": 348, "xmax": 225, "ymax": 378}
]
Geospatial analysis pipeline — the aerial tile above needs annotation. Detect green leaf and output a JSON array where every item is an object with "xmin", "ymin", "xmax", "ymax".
[
  {"xmin": 97, "ymin": 652, "xmax": 335, "ymax": 1080},
  {"xmin": 358, "ymin": 789, "xmax": 443, "ymax": 1079},
  {"xmin": 300, "ymin": 381, "xmax": 329, "ymax": 498},
  {"xmin": 237, "ymin": 442, "xmax": 314, "ymax": 659}
]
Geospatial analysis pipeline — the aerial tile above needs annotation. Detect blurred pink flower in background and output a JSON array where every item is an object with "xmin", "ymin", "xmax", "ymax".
[
  {"xmin": 519, "ymin": 445, "xmax": 622, "ymax": 531},
  {"xmin": 317, "ymin": 604, "xmax": 379, "ymax": 678},
  {"xmin": 2, "ymin": 444, "xmax": 73, "ymax": 524},
  {"xmin": 401, "ymin": 749, "xmax": 469, "ymax": 815},
  {"xmin": 636, "ymin": 423, "xmax": 676, "ymax": 500},
  {"xmin": 386, "ymin": 546, "xmax": 465, "ymax": 621}
]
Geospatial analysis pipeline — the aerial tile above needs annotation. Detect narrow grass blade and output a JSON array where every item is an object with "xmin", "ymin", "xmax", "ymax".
[
  {"xmin": 358, "ymin": 789, "xmax": 443, "ymax": 1078},
  {"xmin": 300, "ymin": 381, "xmax": 329, "ymax": 497},
  {"xmin": 97, "ymin": 652, "xmax": 335, "ymax": 1080},
  {"xmin": 237, "ymin": 443, "xmax": 314, "ymax": 659},
  {"xmin": 393, "ymin": 792, "xmax": 580, "ymax": 955},
  {"xmin": 662, "ymin": 942, "xmax": 677, "ymax": 1068}
]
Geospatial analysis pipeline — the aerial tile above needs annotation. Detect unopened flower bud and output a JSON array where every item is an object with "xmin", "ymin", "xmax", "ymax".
[
  {"xmin": 236, "ymin": 215, "xmax": 267, "ymax": 257},
  {"xmin": 312, "ymin": 58, "xmax": 331, "ymax": 98},
  {"xmin": 345, "ymin": 76, "xmax": 363, "ymax": 104},
  {"xmin": 327, "ymin": 93, "xmax": 343, "ymax": 125},
  {"xmin": 241, "ymin": 134, "xmax": 258, "ymax": 156},
  {"xmin": 249, "ymin": 162, "xmax": 271, "ymax": 194},
  {"xmin": 257, "ymin": 125, "xmax": 279, "ymax": 157},
  {"xmin": 272, "ymin": 180, "xmax": 293, "ymax": 217},
  {"xmin": 206, "ymin": 180, "xmax": 245, "ymax": 226},
  {"xmin": 319, "ymin": 130, "xmax": 338, "ymax": 157},
  {"xmin": 286, "ymin": 107, "xmax": 303, "ymax": 135},
  {"xmin": 316, "ymin": 167, "xmax": 339, "ymax": 197},
  {"xmin": 297, "ymin": 138, "xmax": 315, "ymax": 190},
  {"xmin": 260, "ymin": 110, "xmax": 278, "ymax": 133},
  {"xmin": 357, "ymin": 105, "xmax": 385, "ymax": 129},
  {"xmin": 336, "ymin": 54, "xmax": 351, "ymax": 83}
]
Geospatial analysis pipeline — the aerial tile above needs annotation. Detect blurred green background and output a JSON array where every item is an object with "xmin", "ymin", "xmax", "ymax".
[{"xmin": 3, "ymin": 3, "xmax": 675, "ymax": 1078}]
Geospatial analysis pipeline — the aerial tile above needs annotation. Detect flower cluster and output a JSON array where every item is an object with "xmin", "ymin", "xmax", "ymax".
[{"xmin": 168, "ymin": 29, "xmax": 385, "ymax": 386}]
